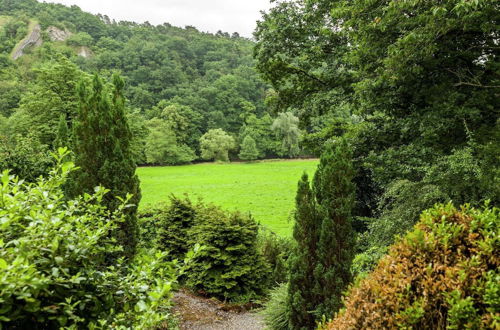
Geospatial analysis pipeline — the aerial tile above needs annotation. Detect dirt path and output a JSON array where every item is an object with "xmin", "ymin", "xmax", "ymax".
[{"xmin": 172, "ymin": 290, "xmax": 264, "ymax": 330}]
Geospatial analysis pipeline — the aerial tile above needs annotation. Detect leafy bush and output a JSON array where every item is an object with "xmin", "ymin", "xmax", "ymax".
[
  {"xmin": 0, "ymin": 133, "xmax": 53, "ymax": 181},
  {"xmin": 66, "ymin": 31, "xmax": 93, "ymax": 47},
  {"xmin": 145, "ymin": 119, "xmax": 196, "ymax": 165},
  {"xmin": 239, "ymin": 135, "xmax": 260, "ymax": 161},
  {"xmin": 185, "ymin": 205, "xmax": 271, "ymax": 302},
  {"xmin": 199, "ymin": 128, "xmax": 235, "ymax": 162},
  {"xmin": 353, "ymin": 180, "xmax": 449, "ymax": 274},
  {"xmin": 327, "ymin": 203, "xmax": 499, "ymax": 329},
  {"xmin": 261, "ymin": 283, "xmax": 289, "ymax": 330},
  {"xmin": 0, "ymin": 150, "xmax": 175, "ymax": 328}
]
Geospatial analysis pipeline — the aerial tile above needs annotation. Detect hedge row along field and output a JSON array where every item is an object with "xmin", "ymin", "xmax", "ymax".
[{"xmin": 137, "ymin": 159, "xmax": 319, "ymax": 236}]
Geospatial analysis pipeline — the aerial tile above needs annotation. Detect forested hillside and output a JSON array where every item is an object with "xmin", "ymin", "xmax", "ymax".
[{"xmin": 0, "ymin": 0, "xmax": 302, "ymax": 175}]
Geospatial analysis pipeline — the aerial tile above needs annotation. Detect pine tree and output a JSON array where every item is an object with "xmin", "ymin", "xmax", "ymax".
[
  {"xmin": 287, "ymin": 173, "xmax": 322, "ymax": 330},
  {"xmin": 312, "ymin": 139, "xmax": 356, "ymax": 319},
  {"xmin": 54, "ymin": 113, "xmax": 70, "ymax": 149},
  {"xmin": 239, "ymin": 135, "xmax": 259, "ymax": 161},
  {"xmin": 71, "ymin": 73, "xmax": 141, "ymax": 258}
]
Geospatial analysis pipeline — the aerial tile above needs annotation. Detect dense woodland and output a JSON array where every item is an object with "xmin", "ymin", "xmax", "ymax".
[
  {"xmin": 0, "ymin": 0, "xmax": 303, "ymax": 177},
  {"xmin": 0, "ymin": 0, "xmax": 499, "ymax": 329}
]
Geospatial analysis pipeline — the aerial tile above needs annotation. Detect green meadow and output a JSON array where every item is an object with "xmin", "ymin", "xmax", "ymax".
[{"xmin": 137, "ymin": 159, "xmax": 318, "ymax": 236}]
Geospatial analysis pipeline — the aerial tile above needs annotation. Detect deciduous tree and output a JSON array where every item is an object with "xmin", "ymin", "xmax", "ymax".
[
  {"xmin": 238, "ymin": 135, "xmax": 259, "ymax": 161},
  {"xmin": 199, "ymin": 128, "xmax": 235, "ymax": 162}
]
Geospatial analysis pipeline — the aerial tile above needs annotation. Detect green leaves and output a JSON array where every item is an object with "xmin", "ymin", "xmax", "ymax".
[
  {"xmin": 199, "ymin": 128, "xmax": 236, "ymax": 162},
  {"xmin": 0, "ymin": 162, "xmax": 176, "ymax": 328}
]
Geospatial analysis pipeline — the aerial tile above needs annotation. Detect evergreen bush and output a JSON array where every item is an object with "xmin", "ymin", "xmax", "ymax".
[
  {"xmin": 71, "ymin": 73, "xmax": 141, "ymax": 259},
  {"xmin": 287, "ymin": 173, "xmax": 322, "ymax": 329},
  {"xmin": 288, "ymin": 139, "xmax": 356, "ymax": 329},
  {"xmin": 257, "ymin": 230, "xmax": 294, "ymax": 285},
  {"xmin": 328, "ymin": 203, "xmax": 500, "ymax": 329},
  {"xmin": 139, "ymin": 197, "xmax": 273, "ymax": 303},
  {"xmin": 185, "ymin": 205, "xmax": 271, "ymax": 302},
  {"xmin": 139, "ymin": 196, "xmax": 197, "ymax": 260},
  {"xmin": 312, "ymin": 139, "xmax": 356, "ymax": 319}
]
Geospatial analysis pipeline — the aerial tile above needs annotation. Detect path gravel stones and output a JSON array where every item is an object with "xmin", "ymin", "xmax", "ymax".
[{"xmin": 172, "ymin": 290, "xmax": 264, "ymax": 330}]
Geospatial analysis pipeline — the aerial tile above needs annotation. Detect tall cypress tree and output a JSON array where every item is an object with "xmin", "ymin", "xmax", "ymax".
[
  {"xmin": 71, "ymin": 73, "xmax": 141, "ymax": 258},
  {"xmin": 287, "ymin": 173, "xmax": 322, "ymax": 330},
  {"xmin": 54, "ymin": 113, "xmax": 70, "ymax": 149},
  {"xmin": 312, "ymin": 139, "xmax": 356, "ymax": 319}
]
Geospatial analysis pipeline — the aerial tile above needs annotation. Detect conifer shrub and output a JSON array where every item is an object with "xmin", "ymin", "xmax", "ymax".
[
  {"xmin": 185, "ymin": 205, "xmax": 271, "ymax": 302},
  {"xmin": 137, "ymin": 206, "xmax": 162, "ymax": 250},
  {"xmin": 287, "ymin": 139, "xmax": 356, "ymax": 329},
  {"xmin": 139, "ymin": 195, "xmax": 196, "ymax": 260},
  {"xmin": 0, "ymin": 150, "xmax": 176, "ymax": 328},
  {"xmin": 139, "ymin": 197, "xmax": 273, "ymax": 303},
  {"xmin": 71, "ymin": 73, "xmax": 141, "ymax": 259},
  {"xmin": 327, "ymin": 203, "xmax": 499, "ymax": 329}
]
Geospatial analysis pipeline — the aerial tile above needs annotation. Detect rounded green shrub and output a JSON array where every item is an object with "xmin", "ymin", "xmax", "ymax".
[
  {"xmin": 185, "ymin": 205, "xmax": 271, "ymax": 302},
  {"xmin": 139, "ymin": 195, "xmax": 196, "ymax": 260}
]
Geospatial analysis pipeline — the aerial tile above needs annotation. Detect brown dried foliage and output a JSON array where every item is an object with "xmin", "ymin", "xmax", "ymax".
[{"xmin": 327, "ymin": 204, "xmax": 499, "ymax": 329}]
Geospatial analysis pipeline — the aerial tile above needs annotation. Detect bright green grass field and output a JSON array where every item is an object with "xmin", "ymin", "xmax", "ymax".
[{"xmin": 137, "ymin": 159, "xmax": 318, "ymax": 236}]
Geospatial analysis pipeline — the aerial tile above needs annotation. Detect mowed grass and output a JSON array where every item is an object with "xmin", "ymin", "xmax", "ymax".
[{"xmin": 137, "ymin": 159, "xmax": 318, "ymax": 236}]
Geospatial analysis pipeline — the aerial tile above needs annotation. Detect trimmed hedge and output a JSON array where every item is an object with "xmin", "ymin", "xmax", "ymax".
[{"xmin": 327, "ymin": 203, "xmax": 499, "ymax": 329}]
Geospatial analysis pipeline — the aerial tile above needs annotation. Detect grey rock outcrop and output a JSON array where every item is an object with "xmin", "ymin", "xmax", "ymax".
[
  {"xmin": 11, "ymin": 24, "xmax": 42, "ymax": 60},
  {"xmin": 78, "ymin": 46, "xmax": 93, "ymax": 58},
  {"xmin": 47, "ymin": 26, "xmax": 72, "ymax": 42}
]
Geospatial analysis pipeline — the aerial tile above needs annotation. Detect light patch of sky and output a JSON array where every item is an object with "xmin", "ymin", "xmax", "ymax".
[{"xmin": 39, "ymin": 0, "xmax": 273, "ymax": 37}]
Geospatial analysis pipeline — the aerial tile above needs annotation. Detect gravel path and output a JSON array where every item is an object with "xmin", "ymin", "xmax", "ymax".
[{"xmin": 172, "ymin": 290, "xmax": 264, "ymax": 330}]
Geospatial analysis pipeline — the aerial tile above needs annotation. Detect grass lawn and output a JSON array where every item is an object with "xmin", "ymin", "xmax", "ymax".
[{"xmin": 137, "ymin": 159, "xmax": 318, "ymax": 236}]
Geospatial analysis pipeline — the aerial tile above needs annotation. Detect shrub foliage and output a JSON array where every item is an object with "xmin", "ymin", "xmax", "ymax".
[
  {"xmin": 257, "ymin": 230, "xmax": 294, "ymax": 285},
  {"xmin": 0, "ymin": 150, "xmax": 175, "ymax": 328},
  {"xmin": 261, "ymin": 283, "xmax": 289, "ymax": 330},
  {"xmin": 140, "ymin": 196, "xmax": 197, "ymax": 261},
  {"xmin": 185, "ymin": 205, "xmax": 271, "ymax": 302},
  {"xmin": 328, "ymin": 203, "xmax": 500, "ymax": 329},
  {"xmin": 139, "ymin": 197, "xmax": 271, "ymax": 303}
]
